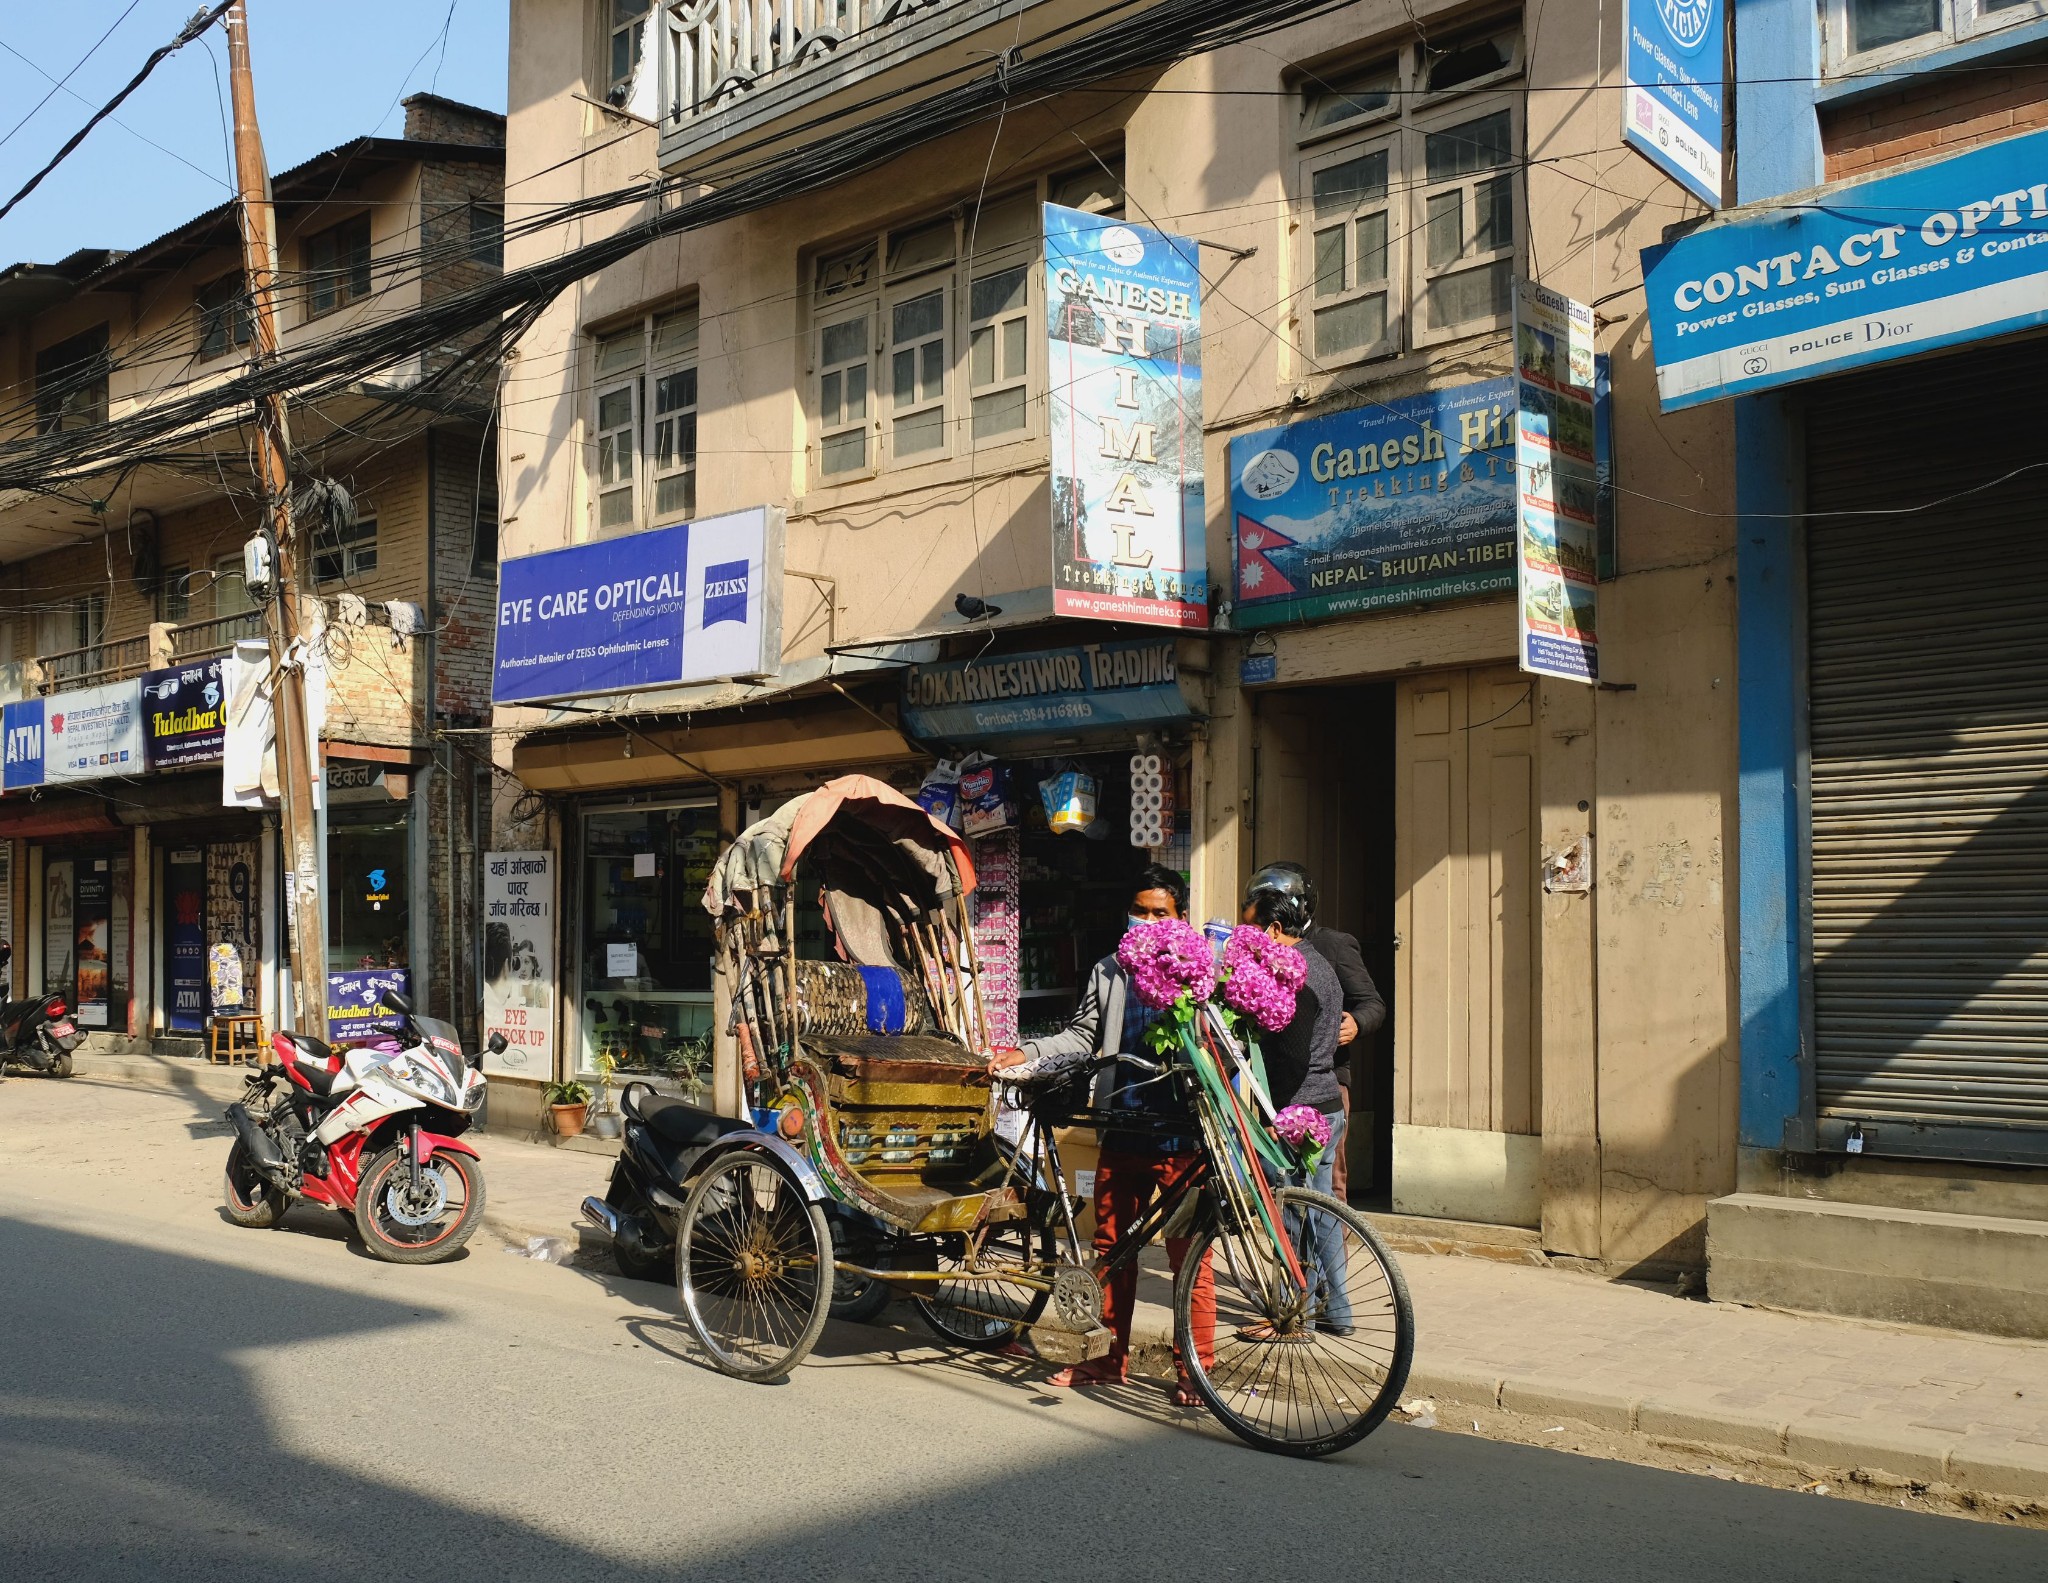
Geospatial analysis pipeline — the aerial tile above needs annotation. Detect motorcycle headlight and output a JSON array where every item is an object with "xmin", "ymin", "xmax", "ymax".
[{"xmin": 397, "ymin": 1060, "xmax": 457, "ymax": 1107}]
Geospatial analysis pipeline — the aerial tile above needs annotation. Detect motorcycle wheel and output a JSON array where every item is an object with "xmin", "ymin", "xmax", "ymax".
[
  {"xmin": 353, "ymin": 1145, "xmax": 487, "ymax": 1264},
  {"xmin": 826, "ymin": 1213, "xmax": 893, "ymax": 1325},
  {"xmin": 223, "ymin": 1141, "xmax": 289, "ymax": 1228},
  {"xmin": 48, "ymin": 1050, "xmax": 73, "ymax": 1079}
]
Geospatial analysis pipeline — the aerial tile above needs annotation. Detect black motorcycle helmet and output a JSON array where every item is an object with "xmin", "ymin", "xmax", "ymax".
[{"xmin": 1244, "ymin": 862, "xmax": 1316, "ymax": 934}]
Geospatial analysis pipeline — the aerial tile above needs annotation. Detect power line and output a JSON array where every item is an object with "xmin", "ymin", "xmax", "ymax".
[
  {"xmin": 0, "ymin": 3, "xmax": 233, "ymax": 228},
  {"xmin": 0, "ymin": 0, "xmax": 145, "ymax": 156}
]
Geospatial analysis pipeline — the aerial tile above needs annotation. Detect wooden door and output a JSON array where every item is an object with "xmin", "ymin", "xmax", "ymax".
[{"xmin": 1394, "ymin": 668, "xmax": 1537, "ymax": 1140}]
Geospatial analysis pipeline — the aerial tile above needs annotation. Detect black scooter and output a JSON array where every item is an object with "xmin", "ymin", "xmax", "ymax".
[
  {"xmin": 579, "ymin": 1080, "xmax": 895, "ymax": 1322},
  {"xmin": 0, "ymin": 942, "xmax": 81, "ymax": 1079}
]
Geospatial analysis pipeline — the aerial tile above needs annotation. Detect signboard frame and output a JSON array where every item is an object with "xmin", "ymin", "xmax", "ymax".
[
  {"xmin": 1514, "ymin": 280, "xmax": 1601, "ymax": 684},
  {"xmin": 482, "ymin": 851, "xmax": 556, "ymax": 1081},
  {"xmin": 1044, "ymin": 201, "xmax": 1208, "ymax": 629},
  {"xmin": 1623, "ymin": 0, "xmax": 1725, "ymax": 208}
]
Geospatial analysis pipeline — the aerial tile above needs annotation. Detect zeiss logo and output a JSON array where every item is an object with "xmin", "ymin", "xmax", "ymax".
[
  {"xmin": 703, "ymin": 560, "xmax": 749, "ymax": 628},
  {"xmin": 1658, "ymin": 0, "xmax": 1714, "ymax": 50}
]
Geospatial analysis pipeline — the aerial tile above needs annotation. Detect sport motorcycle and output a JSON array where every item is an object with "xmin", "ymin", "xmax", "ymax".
[
  {"xmin": 0, "ymin": 941, "xmax": 81, "ymax": 1079},
  {"xmin": 223, "ymin": 989, "xmax": 503, "ymax": 1263}
]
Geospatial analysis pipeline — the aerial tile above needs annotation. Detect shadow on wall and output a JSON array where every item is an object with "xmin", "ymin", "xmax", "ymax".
[{"xmin": 3, "ymin": 1216, "xmax": 2046, "ymax": 1580}]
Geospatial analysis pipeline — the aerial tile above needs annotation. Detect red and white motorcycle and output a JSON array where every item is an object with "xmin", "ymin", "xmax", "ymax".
[{"xmin": 224, "ymin": 989, "xmax": 503, "ymax": 1264}]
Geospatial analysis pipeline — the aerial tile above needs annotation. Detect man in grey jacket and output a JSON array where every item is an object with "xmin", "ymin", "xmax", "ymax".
[{"xmin": 990, "ymin": 863, "xmax": 1214, "ymax": 1400}]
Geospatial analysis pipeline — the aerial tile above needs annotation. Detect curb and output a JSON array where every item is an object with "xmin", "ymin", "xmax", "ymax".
[{"xmin": 1405, "ymin": 1365, "xmax": 2048, "ymax": 1508}]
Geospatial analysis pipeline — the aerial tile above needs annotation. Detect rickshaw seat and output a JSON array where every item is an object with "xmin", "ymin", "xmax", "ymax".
[{"xmin": 820, "ymin": 1032, "xmax": 987, "ymax": 1088}]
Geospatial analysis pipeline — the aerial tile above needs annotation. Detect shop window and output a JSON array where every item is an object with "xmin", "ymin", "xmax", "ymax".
[
  {"xmin": 579, "ymin": 805, "xmax": 719, "ymax": 1079},
  {"xmin": 35, "ymin": 324, "xmax": 110, "ymax": 433},
  {"xmin": 314, "ymin": 512, "xmax": 378, "ymax": 586},
  {"xmin": 587, "ymin": 305, "xmax": 698, "ymax": 532},
  {"xmin": 804, "ymin": 172, "xmax": 1100, "ymax": 485},
  {"xmin": 42, "ymin": 851, "xmax": 131, "ymax": 1031},
  {"xmin": 468, "ymin": 201, "xmax": 505, "ymax": 268},
  {"xmin": 329, "ymin": 805, "xmax": 410, "ymax": 974},
  {"xmin": 196, "ymin": 273, "xmax": 254, "ymax": 361},
  {"xmin": 160, "ymin": 564, "xmax": 193, "ymax": 623},
  {"xmin": 1825, "ymin": 0, "xmax": 2042, "ymax": 72},
  {"xmin": 1291, "ymin": 27, "xmax": 1522, "ymax": 367},
  {"xmin": 304, "ymin": 214, "xmax": 373, "ymax": 318},
  {"xmin": 472, "ymin": 474, "xmax": 499, "ymax": 572},
  {"xmin": 605, "ymin": 0, "xmax": 650, "ymax": 105}
]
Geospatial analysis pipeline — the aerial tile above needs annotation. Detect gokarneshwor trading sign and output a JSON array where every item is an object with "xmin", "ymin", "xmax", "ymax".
[
  {"xmin": 1643, "ymin": 124, "xmax": 2048, "ymax": 410},
  {"xmin": 492, "ymin": 507, "xmax": 784, "ymax": 705},
  {"xmin": 1044, "ymin": 202, "xmax": 1207, "ymax": 629},
  {"xmin": 1226, "ymin": 379, "xmax": 1518, "ymax": 628},
  {"xmin": 1624, "ymin": 0, "xmax": 1724, "ymax": 208},
  {"xmin": 899, "ymin": 638, "xmax": 1193, "ymax": 743}
]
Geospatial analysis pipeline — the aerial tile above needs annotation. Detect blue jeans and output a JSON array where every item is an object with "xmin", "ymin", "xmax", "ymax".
[{"xmin": 1282, "ymin": 1110, "xmax": 1350, "ymax": 1329}]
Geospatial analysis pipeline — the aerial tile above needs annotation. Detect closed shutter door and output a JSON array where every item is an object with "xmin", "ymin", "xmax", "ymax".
[{"xmin": 1806, "ymin": 341, "xmax": 2048, "ymax": 1164}]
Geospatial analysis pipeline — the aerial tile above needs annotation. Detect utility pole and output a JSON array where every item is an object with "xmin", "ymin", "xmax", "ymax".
[{"xmin": 226, "ymin": 0, "xmax": 326, "ymax": 1032}]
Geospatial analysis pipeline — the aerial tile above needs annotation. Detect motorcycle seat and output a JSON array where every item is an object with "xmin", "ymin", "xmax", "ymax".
[
  {"xmin": 627, "ymin": 1089, "xmax": 748, "ymax": 1150},
  {"xmin": 277, "ymin": 1032, "xmax": 346, "ymax": 1097}
]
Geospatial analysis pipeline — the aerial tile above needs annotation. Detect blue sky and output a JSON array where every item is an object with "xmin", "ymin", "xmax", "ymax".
[{"xmin": 0, "ymin": 0, "xmax": 508, "ymax": 266}]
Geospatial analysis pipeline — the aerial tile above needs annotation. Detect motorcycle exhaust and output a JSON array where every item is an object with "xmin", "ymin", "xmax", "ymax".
[
  {"xmin": 579, "ymin": 1196, "xmax": 622, "ymax": 1240},
  {"xmin": 226, "ymin": 1103, "xmax": 292, "ymax": 1189}
]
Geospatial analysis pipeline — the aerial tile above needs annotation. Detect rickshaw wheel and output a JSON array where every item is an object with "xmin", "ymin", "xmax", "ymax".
[
  {"xmin": 913, "ymin": 1215, "xmax": 1054, "ymax": 1350},
  {"xmin": 676, "ymin": 1150, "xmax": 832, "ymax": 1383},
  {"xmin": 1173, "ymin": 1187, "xmax": 1414, "ymax": 1458}
]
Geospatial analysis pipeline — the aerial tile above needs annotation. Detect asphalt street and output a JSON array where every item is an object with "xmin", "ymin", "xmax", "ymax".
[{"xmin": 2, "ymin": 1072, "xmax": 2044, "ymax": 1582}]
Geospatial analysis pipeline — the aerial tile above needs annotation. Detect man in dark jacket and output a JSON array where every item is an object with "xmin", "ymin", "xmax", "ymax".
[{"xmin": 1243, "ymin": 863, "xmax": 1383, "ymax": 1201}]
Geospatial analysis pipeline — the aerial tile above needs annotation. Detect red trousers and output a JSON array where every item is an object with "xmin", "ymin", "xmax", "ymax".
[{"xmin": 1093, "ymin": 1147, "xmax": 1216, "ymax": 1374}]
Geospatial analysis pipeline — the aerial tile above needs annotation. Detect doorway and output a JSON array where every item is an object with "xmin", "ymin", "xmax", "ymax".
[{"xmin": 1252, "ymin": 683, "xmax": 1397, "ymax": 1206}]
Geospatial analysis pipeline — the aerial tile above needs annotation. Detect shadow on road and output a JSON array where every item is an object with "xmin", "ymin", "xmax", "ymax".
[{"xmin": 2, "ymin": 1213, "xmax": 2044, "ymax": 1583}]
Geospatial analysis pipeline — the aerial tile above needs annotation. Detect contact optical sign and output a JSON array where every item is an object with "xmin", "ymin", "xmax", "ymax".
[
  {"xmin": 491, "ymin": 507, "xmax": 785, "ymax": 705},
  {"xmin": 1643, "ymin": 125, "xmax": 2048, "ymax": 409}
]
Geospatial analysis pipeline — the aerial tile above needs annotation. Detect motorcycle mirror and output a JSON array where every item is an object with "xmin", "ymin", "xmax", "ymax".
[
  {"xmin": 379, "ymin": 989, "xmax": 415, "ymax": 1016},
  {"xmin": 486, "ymin": 1032, "xmax": 508, "ymax": 1056}
]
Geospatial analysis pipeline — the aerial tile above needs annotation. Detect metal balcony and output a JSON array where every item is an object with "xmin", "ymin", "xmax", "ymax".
[{"xmin": 655, "ymin": 0, "xmax": 1150, "ymax": 170}]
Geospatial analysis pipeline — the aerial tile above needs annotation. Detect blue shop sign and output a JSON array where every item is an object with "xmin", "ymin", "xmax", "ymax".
[
  {"xmin": 3, "ymin": 696, "xmax": 44, "ymax": 790},
  {"xmin": 142, "ymin": 659, "xmax": 226, "ymax": 770},
  {"xmin": 329, "ymin": 968, "xmax": 412, "ymax": 1044},
  {"xmin": 1623, "ymin": 0, "xmax": 1724, "ymax": 208},
  {"xmin": 492, "ymin": 507, "xmax": 783, "ymax": 705},
  {"xmin": 1227, "ymin": 379, "xmax": 1518, "ymax": 629},
  {"xmin": 900, "ymin": 638, "xmax": 1191, "ymax": 743},
  {"xmin": 1644, "ymin": 125, "xmax": 2048, "ymax": 410}
]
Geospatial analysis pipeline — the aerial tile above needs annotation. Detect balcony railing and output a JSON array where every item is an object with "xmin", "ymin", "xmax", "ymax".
[
  {"xmin": 662, "ymin": 0, "xmax": 957, "ymax": 123},
  {"xmin": 35, "ymin": 635, "xmax": 151, "ymax": 694},
  {"xmin": 168, "ymin": 609, "xmax": 266, "ymax": 661}
]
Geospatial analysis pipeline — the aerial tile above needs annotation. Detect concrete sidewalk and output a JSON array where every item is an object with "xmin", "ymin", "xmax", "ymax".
[{"xmin": 64, "ymin": 1051, "xmax": 2048, "ymax": 1511}]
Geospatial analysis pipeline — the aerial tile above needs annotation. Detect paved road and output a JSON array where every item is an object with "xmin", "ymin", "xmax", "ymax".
[{"xmin": 2, "ymin": 1074, "xmax": 2043, "ymax": 1582}]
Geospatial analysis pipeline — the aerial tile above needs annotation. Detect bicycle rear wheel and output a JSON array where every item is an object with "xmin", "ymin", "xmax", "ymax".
[
  {"xmin": 676, "ymin": 1151, "xmax": 831, "ymax": 1383},
  {"xmin": 913, "ymin": 1214, "xmax": 1053, "ymax": 1349},
  {"xmin": 1173, "ymin": 1186, "xmax": 1412, "ymax": 1458}
]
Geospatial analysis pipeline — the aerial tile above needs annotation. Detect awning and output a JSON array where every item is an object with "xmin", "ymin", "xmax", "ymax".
[{"xmin": 0, "ymin": 798, "xmax": 122, "ymax": 839}]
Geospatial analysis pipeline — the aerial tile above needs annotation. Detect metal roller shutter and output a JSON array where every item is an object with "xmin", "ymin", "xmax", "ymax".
[{"xmin": 1806, "ymin": 340, "xmax": 2048, "ymax": 1165}]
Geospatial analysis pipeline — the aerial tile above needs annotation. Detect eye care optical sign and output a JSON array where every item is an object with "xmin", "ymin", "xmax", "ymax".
[
  {"xmin": 1045, "ymin": 202, "xmax": 1208, "ymax": 629},
  {"xmin": 491, "ymin": 506, "xmax": 785, "ymax": 705},
  {"xmin": 1624, "ymin": 0, "xmax": 1724, "ymax": 209},
  {"xmin": 1644, "ymin": 125, "xmax": 2048, "ymax": 410}
]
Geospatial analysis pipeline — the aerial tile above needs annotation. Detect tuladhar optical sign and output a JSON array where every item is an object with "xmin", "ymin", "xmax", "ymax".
[{"xmin": 1643, "ymin": 125, "xmax": 2048, "ymax": 410}]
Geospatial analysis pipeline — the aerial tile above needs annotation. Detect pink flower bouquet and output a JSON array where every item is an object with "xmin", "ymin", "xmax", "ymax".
[
  {"xmin": 1274, "ymin": 1103, "xmax": 1332, "ymax": 1168},
  {"xmin": 1118, "ymin": 918, "xmax": 1217, "ymax": 1011},
  {"xmin": 1220, "ymin": 925, "xmax": 1307, "ymax": 1032}
]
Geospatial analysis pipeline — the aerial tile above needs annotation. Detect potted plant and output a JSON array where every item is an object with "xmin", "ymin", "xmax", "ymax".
[{"xmin": 544, "ymin": 1079, "xmax": 591, "ymax": 1138}]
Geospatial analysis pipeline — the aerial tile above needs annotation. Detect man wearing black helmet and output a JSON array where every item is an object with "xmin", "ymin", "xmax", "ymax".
[{"xmin": 1242, "ymin": 861, "xmax": 1384, "ymax": 1203}]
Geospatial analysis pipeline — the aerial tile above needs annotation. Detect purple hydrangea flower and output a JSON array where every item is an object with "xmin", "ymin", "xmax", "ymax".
[
  {"xmin": 1220, "ymin": 925, "xmax": 1306, "ymax": 1032},
  {"xmin": 1273, "ymin": 1104, "xmax": 1332, "ymax": 1149},
  {"xmin": 1117, "ymin": 918, "xmax": 1216, "ymax": 1011}
]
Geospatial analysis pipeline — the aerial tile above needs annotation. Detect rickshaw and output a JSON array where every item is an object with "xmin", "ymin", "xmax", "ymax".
[{"xmin": 588, "ymin": 775, "xmax": 1414, "ymax": 1459}]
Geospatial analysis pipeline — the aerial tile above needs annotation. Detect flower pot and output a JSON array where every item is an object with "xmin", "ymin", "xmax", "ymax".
[{"xmin": 550, "ymin": 1102, "xmax": 588, "ymax": 1138}]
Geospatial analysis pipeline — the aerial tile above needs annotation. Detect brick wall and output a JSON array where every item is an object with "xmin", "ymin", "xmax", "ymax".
[
  {"xmin": 403, "ymin": 94, "xmax": 506, "ymax": 149},
  {"xmin": 1823, "ymin": 59, "xmax": 2048, "ymax": 180}
]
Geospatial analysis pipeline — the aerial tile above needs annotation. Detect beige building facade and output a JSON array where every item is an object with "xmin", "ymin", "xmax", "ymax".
[
  {"xmin": 494, "ymin": 0, "xmax": 1737, "ymax": 1272},
  {"xmin": 0, "ymin": 96, "xmax": 504, "ymax": 1051}
]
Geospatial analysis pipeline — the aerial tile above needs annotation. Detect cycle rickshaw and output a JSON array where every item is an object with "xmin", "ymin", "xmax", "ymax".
[{"xmin": 607, "ymin": 775, "xmax": 1414, "ymax": 1458}]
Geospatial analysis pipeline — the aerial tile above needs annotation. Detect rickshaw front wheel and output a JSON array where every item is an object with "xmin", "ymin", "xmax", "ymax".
[
  {"xmin": 1173, "ymin": 1186, "xmax": 1414, "ymax": 1458},
  {"xmin": 676, "ymin": 1149, "xmax": 833, "ymax": 1383}
]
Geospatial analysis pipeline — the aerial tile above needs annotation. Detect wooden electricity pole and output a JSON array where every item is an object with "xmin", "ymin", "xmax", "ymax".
[{"xmin": 226, "ymin": 0, "xmax": 326, "ymax": 1031}]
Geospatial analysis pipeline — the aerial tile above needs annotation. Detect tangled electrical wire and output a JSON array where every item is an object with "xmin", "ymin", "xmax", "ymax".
[{"xmin": 0, "ymin": 0, "xmax": 1360, "ymax": 502}]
